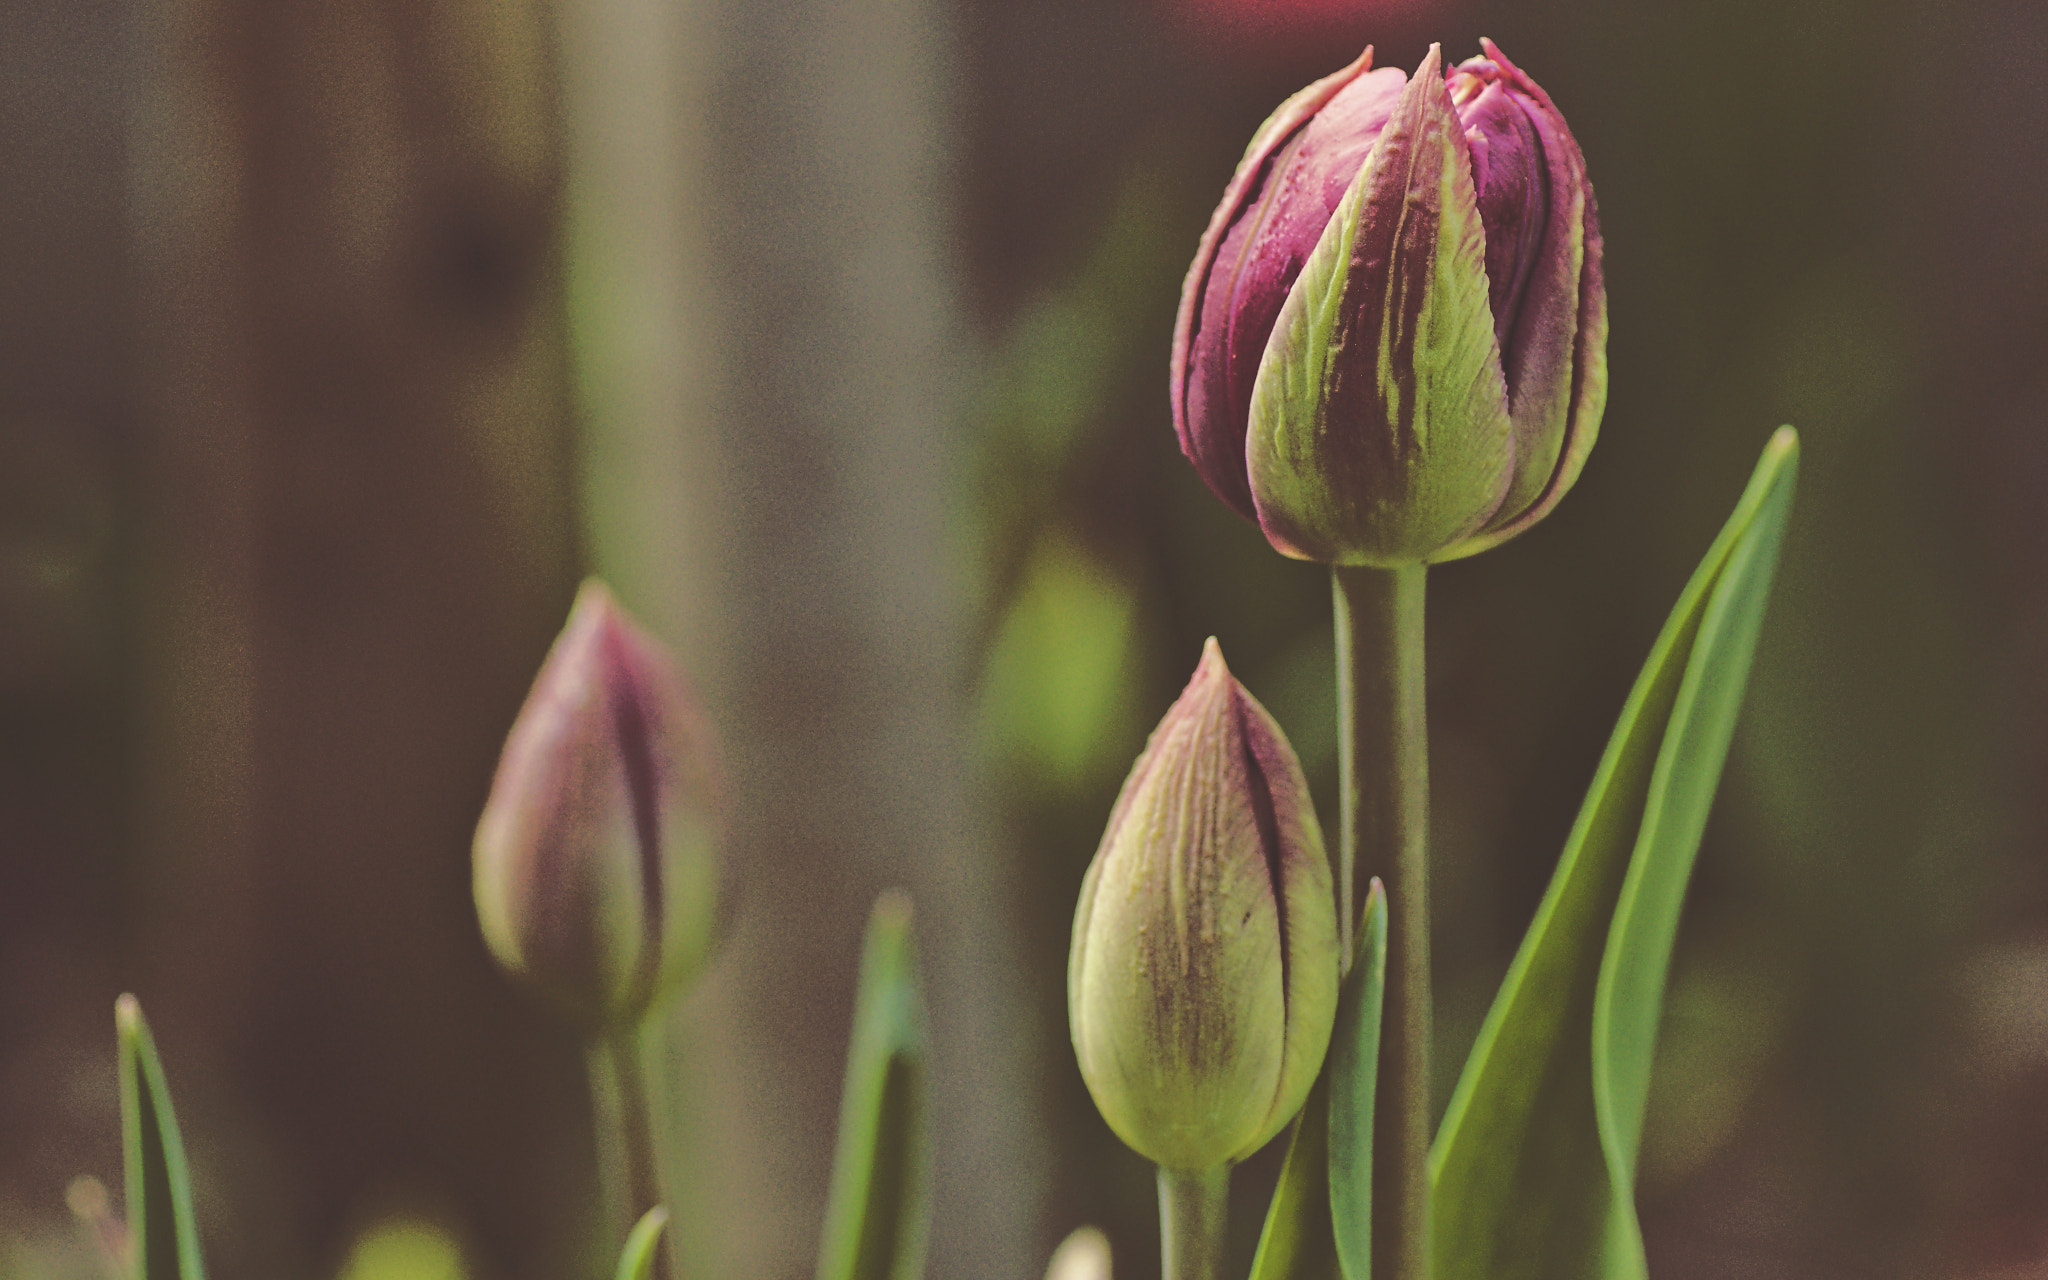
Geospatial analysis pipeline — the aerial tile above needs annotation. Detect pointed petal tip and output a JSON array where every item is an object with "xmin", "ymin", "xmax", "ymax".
[
  {"xmin": 570, "ymin": 575, "xmax": 618, "ymax": 617},
  {"xmin": 1390, "ymin": 43, "xmax": 1458, "ymax": 123},
  {"xmin": 559, "ymin": 580, "xmax": 622, "ymax": 658},
  {"xmin": 1471, "ymin": 38, "xmax": 1561, "ymax": 114},
  {"xmin": 574, "ymin": 578, "xmax": 639, "ymax": 639},
  {"xmin": 1179, "ymin": 637, "xmax": 1238, "ymax": 715}
]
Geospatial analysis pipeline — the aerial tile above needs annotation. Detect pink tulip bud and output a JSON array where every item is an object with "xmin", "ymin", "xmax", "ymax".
[
  {"xmin": 473, "ymin": 581, "xmax": 722, "ymax": 1032},
  {"xmin": 1171, "ymin": 40, "xmax": 1606, "ymax": 565}
]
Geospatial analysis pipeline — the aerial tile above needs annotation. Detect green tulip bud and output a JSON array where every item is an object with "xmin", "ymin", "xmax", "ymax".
[
  {"xmin": 1069, "ymin": 639, "xmax": 1339, "ymax": 1171},
  {"xmin": 473, "ymin": 580, "xmax": 722, "ymax": 1033}
]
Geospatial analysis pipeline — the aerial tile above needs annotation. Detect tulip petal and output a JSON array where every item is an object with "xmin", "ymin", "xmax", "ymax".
[
  {"xmin": 1172, "ymin": 47, "xmax": 1386, "ymax": 521},
  {"xmin": 1247, "ymin": 46, "xmax": 1514, "ymax": 566},
  {"xmin": 1443, "ymin": 40, "xmax": 1609, "ymax": 556}
]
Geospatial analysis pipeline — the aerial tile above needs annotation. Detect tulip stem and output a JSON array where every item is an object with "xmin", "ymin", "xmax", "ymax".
[
  {"xmin": 1157, "ymin": 1165, "xmax": 1229, "ymax": 1280},
  {"xmin": 591, "ymin": 1028, "xmax": 671, "ymax": 1280},
  {"xmin": 1333, "ymin": 563, "xmax": 1431, "ymax": 1280}
]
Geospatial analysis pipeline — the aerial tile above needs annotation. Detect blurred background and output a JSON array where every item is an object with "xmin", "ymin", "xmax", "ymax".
[{"xmin": 2, "ymin": 0, "xmax": 2045, "ymax": 1277}]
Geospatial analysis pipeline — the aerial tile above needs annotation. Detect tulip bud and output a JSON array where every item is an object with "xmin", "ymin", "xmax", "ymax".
[
  {"xmin": 474, "ymin": 580, "xmax": 722, "ymax": 1032},
  {"xmin": 1068, "ymin": 639, "xmax": 1338, "ymax": 1171},
  {"xmin": 1171, "ymin": 39, "xmax": 1606, "ymax": 565}
]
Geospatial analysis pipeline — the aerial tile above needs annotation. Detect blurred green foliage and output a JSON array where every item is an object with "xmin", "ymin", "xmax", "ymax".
[{"xmin": 334, "ymin": 1221, "xmax": 469, "ymax": 1280}]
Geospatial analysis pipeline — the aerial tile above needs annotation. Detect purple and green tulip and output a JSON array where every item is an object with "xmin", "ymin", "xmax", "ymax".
[
  {"xmin": 1171, "ymin": 39, "xmax": 1606, "ymax": 565},
  {"xmin": 473, "ymin": 580, "xmax": 723, "ymax": 1034}
]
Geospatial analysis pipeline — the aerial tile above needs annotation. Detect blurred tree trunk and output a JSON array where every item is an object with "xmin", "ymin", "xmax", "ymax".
[
  {"xmin": 622, "ymin": 0, "xmax": 1042, "ymax": 1275},
  {"xmin": 128, "ymin": 0, "xmax": 588, "ymax": 1275}
]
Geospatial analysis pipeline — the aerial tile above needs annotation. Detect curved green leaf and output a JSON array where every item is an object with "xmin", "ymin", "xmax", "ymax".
[
  {"xmin": 1430, "ymin": 428, "xmax": 1799, "ymax": 1280},
  {"xmin": 1248, "ymin": 880, "xmax": 1387, "ymax": 1280},
  {"xmin": 1246, "ymin": 1070, "xmax": 1335, "ymax": 1280},
  {"xmin": 614, "ymin": 1207, "xmax": 670, "ymax": 1280},
  {"xmin": 117, "ymin": 994, "xmax": 208, "ymax": 1280},
  {"xmin": 1329, "ymin": 883, "xmax": 1388, "ymax": 1280},
  {"xmin": 815, "ymin": 892, "xmax": 930, "ymax": 1280}
]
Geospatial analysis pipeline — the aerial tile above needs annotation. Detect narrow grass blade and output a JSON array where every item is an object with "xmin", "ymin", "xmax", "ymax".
[
  {"xmin": 1248, "ymin": 881, "xmax": 1387, "ymax": 1280},
  {"xmin": 815, "ymin": 892, "xmax": 930, "ymax": 1280},
  {"xmin": 117, "ymin": 994, "xmax": 208, "ymax": 1280},
  {"xmin": 614, "ymin": 1207, "xmax": 670, "ymax": 1280},
  {"xmin": 1329, "ymin": 882, "xmax": 1388, "ymax": 1280},
  {"xmin": 1430, "ymin": 428, "xmax": 1799, "ymax": 1280}
]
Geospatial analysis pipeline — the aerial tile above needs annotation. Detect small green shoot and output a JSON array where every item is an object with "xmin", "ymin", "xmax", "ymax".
[
  {"xmin": 815, "ymin": 892, "xmax": 930, "ymax": 1280},
  {"xmin": 117, "ymin": 994, "xmax": 207, "ymax": 1280},
  {"xmin": 614, "ymin": 1207, "xmax": 670, "ymax": 1280}
]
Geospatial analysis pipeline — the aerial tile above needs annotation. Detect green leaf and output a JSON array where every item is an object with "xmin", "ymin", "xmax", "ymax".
[
  {"xmin": 613, "ymin": 1207, "xmax": 670, "ymax": 1280},
  {"xmin": 117, "ymin": 994, "xmax": 208, "ymax": 1280},
  {"xmin": 1329, "ymin": 883, "xmax": 1388, "ymax": 1280},
  {"xmin": 1430, "ymin": 428, "xmax": 1800, "ymax": 1280},
  {"xmin": 1246, "ymin": 1072, "xmax": 1334, "ymax": 1280},
  {"xmin": 815, "ymin": 892, "xmax": 930, "ymax": 1280},
  {"xmin": 1248, "ymin": 881, "xmax": 1387, "ymax": 1280}
]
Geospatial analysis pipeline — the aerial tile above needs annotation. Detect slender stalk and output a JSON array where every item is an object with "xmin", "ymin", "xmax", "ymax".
[
  {"xmin": 1157, "ymin": 1166, "xmax": 1230, "ymax": 1280},
  {"xmin": 590, "ymin": 1029, "xmax": 671, "ymax": 1280},
  {"xmin": 1333, "ymin": 563, "xmax": 1430, "ymax": 1280}
]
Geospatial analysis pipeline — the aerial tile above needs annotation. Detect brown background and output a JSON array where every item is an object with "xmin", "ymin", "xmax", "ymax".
[{"xmin": 3, "ymin": 0, "xmax": 2046, "ymax": 1278}]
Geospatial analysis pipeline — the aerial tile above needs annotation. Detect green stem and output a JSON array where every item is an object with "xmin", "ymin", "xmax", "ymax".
[
  {"xmin": 1157, "ymin": 1166, "xmax": 1230, "ymax": 1280},
  {"xmin": 590, "ymin": 1029, "xmax": 671, "ymax": 1280},
  {"xmin": 1333, "ymin": 563, "xmax": 1430, "ymax": 1280}
]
